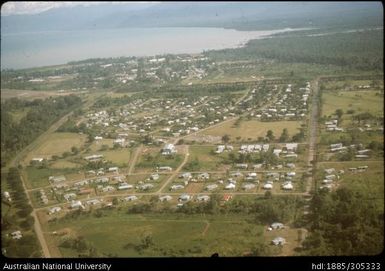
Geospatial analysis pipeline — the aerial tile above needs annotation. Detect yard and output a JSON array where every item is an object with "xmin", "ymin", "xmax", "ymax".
[{"xmin": 199, "ymin": 119, "xmax": 302, "ymax": 141}]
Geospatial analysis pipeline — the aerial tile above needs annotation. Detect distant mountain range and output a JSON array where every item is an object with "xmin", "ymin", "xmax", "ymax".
[{"xmin": 1, "ymin": 2, "xmax": 383, "ymax": 33}]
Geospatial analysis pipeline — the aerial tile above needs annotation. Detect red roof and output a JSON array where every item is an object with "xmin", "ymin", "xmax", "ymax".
[{"xmin": 223, "ymin": 194, "xmax": 233, "ymax": 201}]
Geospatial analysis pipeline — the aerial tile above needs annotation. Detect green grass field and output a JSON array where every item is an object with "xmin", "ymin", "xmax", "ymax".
[
  {"xmin": 321, "ymin": 90, "xmax": 383, "ymax": 117},
  {"xmin": 48, "ymin": 212, "xmax": 265, "ymax": 257},
  {"xmin": 184, "ymin": 146, "xmax": 228, "ymax": 171},
  {"xmin": 23, "ymin": 166, "xmax": 79, "ymax": 189},
  {"xmin": 200, "ymin": 119, "xmax": 302, "ymax": 140},
  {"xmin": 135, "ymin": 148, "xmax": 184, "ymax": 172},
  {"xmin": 24, "ymin": 132, "xmax": 87, "ymax": 162},
  {"xmin": 98, "ymin": 148, "xmax": 131, "ymax": 167}
]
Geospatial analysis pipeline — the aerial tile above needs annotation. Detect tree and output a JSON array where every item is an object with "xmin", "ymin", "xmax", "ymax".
[
  {"xmin": 222, "ymin": 134, "xmax": 230, "ymax": 144},
  {"xmin": 335, "ymin": 109, "xmax": 344, "ymax": 119},
  {"xmin": 266, "ymin": 130, "xmax": 274, "ymax": 141},
  {"xmin": 279, "ymin": 128, "xmax": 289, "ymax": 142}
]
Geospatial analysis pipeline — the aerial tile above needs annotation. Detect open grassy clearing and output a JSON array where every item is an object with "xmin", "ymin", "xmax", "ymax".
[
  {"xmin": 47, "ymin": 212, "xmax": 266, "ymax": 257},
  {"xmin": 50, "ymin": 160, "xmax": 82, "ymax": 169},
  {"xmin": 87, "ymin": 139, "xmax": 115, "ymax": 152},
  {"xmin": 184, "ymin": 145, "xmax": 228, "ymax": 171},
  {"xmin": 98, "ymin": 148, "xmax": 132, "ymax": 167},
  {"xmin": 23, "ymin": 166, "xmax": 81, "ymax": 189},
  {"xmin": 321, "ymin": 90, "xmax": 383, "ymax": 117},
  {"xmin": 135, "ymin": 148, "xmax": 184, "ymax": 172},
  {"xmin": 0, "ymin": 89, "xmax": 78, "ymax": 100},
  {"xmin": 24, "ymin": 132, "xmax": 87, "ymax": 162},
  {"xmin": 199, "ymin": 119, "xmax": 302, "ymax": 140}
]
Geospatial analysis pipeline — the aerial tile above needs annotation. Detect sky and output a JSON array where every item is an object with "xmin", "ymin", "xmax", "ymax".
[{"xmin": 1, "ymin": 1, "xmax": 157, "ymax": 16}]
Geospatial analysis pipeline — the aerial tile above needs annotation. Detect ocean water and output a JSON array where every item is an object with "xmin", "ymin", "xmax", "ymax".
[{"xmin": 1, "ymin": 27, "xmax": 296, "ymax": 70}]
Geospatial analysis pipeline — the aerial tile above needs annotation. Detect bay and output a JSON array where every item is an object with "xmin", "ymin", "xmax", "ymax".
[{"xmin": 1, "ymin": 27, "xmax": 301, "ymax": 70}]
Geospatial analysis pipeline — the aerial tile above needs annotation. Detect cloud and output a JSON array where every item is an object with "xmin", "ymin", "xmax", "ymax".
[{"xmin": 1, "ymin": 1, "xmax": 156, "ymax": 16}]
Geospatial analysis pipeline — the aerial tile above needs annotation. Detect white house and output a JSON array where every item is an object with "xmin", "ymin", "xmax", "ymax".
[
  {"xmin": 170, "ymin": 184, "xmax": 184, "ymax": 191},
  {"xmin": 206, "ymin": 184, "xmax": 218, "ymax": 191},
  {"xmin": 159, "ymin": 195, "xmax": 173, "ymax": 202},
  {"xmin": 178, "ymin": 194, "xmax": 191, "ymax": 202},
  {"xmin": 118, "ymin": 183, "xmax": 133, "ymax": 190},
  {"xmin": 272, "ymin": 237, "xmax": 286, "ymax": 246},
  {"xmin": 242, "ymin": 183, "xmax": 256, "ymax": 190},
  {"xmin": 196, "ymin": 195, "xmax": 210, "ymax": 202},
  {"xmin": 225, "ymin": 183, "xmax": 236, "ymax": 190},
  {"xmin": 48, "ymin": 206, "xmax": 62, "ymax": 215},
  {"xmin": 124, "ymin": 195, "xmax": 138, "ymax": 201},
  {"xmin": 162, "ymin": 144, "xmax": 177, "ymax": 155},
  {"xmin": 263, "ymin": 183, "xmax": 273, "ymax": 190},
  {"xmin": 70, "ymin": 200, "xmax": 84, "ymax": 210}
]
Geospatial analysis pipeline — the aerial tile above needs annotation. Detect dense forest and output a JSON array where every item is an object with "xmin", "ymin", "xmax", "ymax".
[
  {"xmin": 301, "ymin": 187, "xmax": 383, "ymax": 255},
  {"xmin": 1, "ymin": 95, "xmax": 82, "ymax": 166},
  {"xmin": 206, "ymin": 29, "xmax": 383, "ymax": 71}
]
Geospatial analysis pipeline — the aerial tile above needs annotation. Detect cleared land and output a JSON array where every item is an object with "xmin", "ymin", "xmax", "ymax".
[
  {"xmin": 321, "ymin": 90, "xmax": 383, "ymax": 117},
  {"xmin": 24, "ymin": 132, "xmax": 87, "ymax": 162},
  {"xmin": 199, "ymin": 119, "xmax": 302, "ymax": 140},
  {"xmin": 46, "ymin": 212, "xmax": 266, "ymax": 257}
]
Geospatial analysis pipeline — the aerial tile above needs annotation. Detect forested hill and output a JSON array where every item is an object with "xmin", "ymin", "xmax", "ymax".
[{"xmin": 206, "ymin": 29, "xmax": 383, "ymax": 71}]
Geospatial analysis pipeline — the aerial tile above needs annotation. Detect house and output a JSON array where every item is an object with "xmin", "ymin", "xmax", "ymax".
[
  {"xmin": 158, "ymin": 166, "xmax": 172, "ymax": 171},
  {"xmin": 262, "ymin": 144, "xmax": 270, "ymax": 152},
  {"xmin": 162, "ymin": 143, "xmax": 177, "ymax": 155},
  {"xmin": 235, "ymin": 163, "xmax": 248, "ymax": 169},
  {"xmin": 159, "ymin": 195, "xmax": 173, "ymax": 202},
  {"xmin": 3, "ymin": 191, "xmax": 11, "ymax": 202},
  {"xmin": 31, "ymin": 157, "xmax": 44, "ymax": 163},
  {"xmin": 94, "ymin": 136, "xmax": 103, "ymax": 140},
  {"xmin": 124, "ymin": 195, "xmax": 138, "ymax": 202},
  {"xmin": 286, "ymin": 163, "xmax": 295, "ymax": 169},
  {"xmin": 11, "ymin": 231, "xmax": 22, "ymax": 240},
  {"xmin": 222, "ymin": 194, "xmax": 232, "ymax": 202},
  {"xmin": 84, "ymin": 154, "xmax": 104, "ymax": 162},
  {"xmin": 231, "ymin": 172, "xmax": 243, "ymax": 177},
  {"xmin": 286, "ymin": 172, "xmax": 296, "ymax": 177},
  {"xmin": 101, "ymin": 186, "xmax": 115, "ymax": 192},
  {"xmin": 225, "ymin": 183, "xmax": 236, "ymax": 190},
  {"xmin": 273, "ymin": 149, "xmax": 282, "ymax": 157},
  {"xmin": 63, "ymin": 193, "xmax": 77, "ymax": 201},
  {"xmin": 86, "ymin": 199, "xmax": 101, "ymax": 206},
  {"xmin": 205, "ymin": 184, "xmax": 218, "ymax": 191},
  {"xmin": 137, "ymin": 183, "xmax": 154, "ymax": 191},
  {"xmin": 113, "ymin": 138, "xmax": 125, "ymax": 146},
  {"xmin": 170, "ymin": 184, "xmax": 184, "ymax": 191},
  {"xmin": 285, "ymin": 143, "xmax": 298, "ymax": 152},
  {"xmin": 179, "ymin": 172, "xmax": 192, "ymax": 179},
  {"xmin": 253, "ymin": 164, "xmax": 263, "ymax": 169},
  {"xmin": 118, "ymin": 183, "xmax": 133, "ymax": 190},
  {"xmin": 198, "ymin": 173, "xmax": 210, "ymax": 180},
  {"xmin": 108, "ymin": 167, "xmax": 119, "ymax": 173},
  {"xmin": 247, "ymin": 172, "xmax": 257, "ymax": 178},
  {"xmin": 48, "ymin": 206, "xmax": 62, "ymax": 215},
  {"xmin": 78, "ymin": 188, "xmax": 93, "ymax": 195},
  {"xmin": 215, "ymin": 145, "xmax": 225, "ymax": 154},
  {"xmin": 150, "ymin": 174, "xmax": 160, "ymax": 181},
  {"xmin": 271, "ymin": 237, "xmax": 286, "ymax": 246},
  {"xmin": 271, "ymin": 222, "xmax": 285, "ymax": 230},
  {"xmin": 324, "ymin": 168, "xmax": 335, "ymax": 174},
  {"xmin": 70, "ymin": 200, "xmax": 85, "ymax": 210},
  {"xmin": 242, "ymin": 183, "xmax": 256, "ymax": 190},
  {"xmin": 178, "ymin": 194, "xmax": 191, "ymax": 202},
  {"xmin": 282, "ymin": 182, "xmax": 293, "ymax": 190},
  {"xmin": 49, "ymin": 175, "xmax": 66, "ymax": 183},
  {"xmin": 263, "ymin": 183, "xmax": 273, "ymax": 190},
  {"xmin": 196, "ymin": 195, "xmax": 210, "ymax": 202}
]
